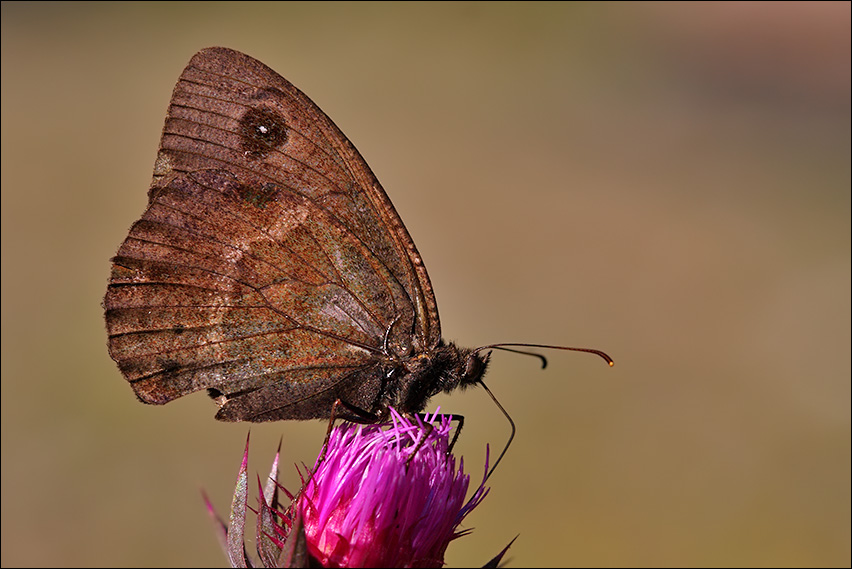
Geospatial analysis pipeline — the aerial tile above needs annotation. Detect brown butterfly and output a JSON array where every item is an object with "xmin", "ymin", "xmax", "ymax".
[{"xmin": 104, "ymin": 47, "xmax": 611, "ymax": 427}]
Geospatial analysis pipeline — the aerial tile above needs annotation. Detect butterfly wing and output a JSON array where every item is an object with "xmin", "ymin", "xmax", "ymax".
[{"xmin": 104, "ymin": 48, "xmax": 441, "ymax": 421}]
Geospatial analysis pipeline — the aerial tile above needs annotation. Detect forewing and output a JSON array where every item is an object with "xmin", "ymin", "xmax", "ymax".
[{"xmin": 104, "ymin": 48, "xmax": 441, "ymax": 420}]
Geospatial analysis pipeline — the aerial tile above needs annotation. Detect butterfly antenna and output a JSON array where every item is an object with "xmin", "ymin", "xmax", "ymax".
[
  {"xmin": 473, "ymin": 343, "xmax": 613, "ymax": 482},
  {"xmin": 479, "ymin": 380, "xmax": 515, "ymax": 484},
  {"xmin": 475, "ymin": 343, "xmax": 614, "ymax": 368},
  {"xmin": 489, "ymin": 346, "xmax": 549, "ymax": 368}
]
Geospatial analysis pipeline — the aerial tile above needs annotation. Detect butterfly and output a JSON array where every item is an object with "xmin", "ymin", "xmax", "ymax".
[{"xmin": 104, "ymin": 47, "xmax": 611, "ymax": 426}]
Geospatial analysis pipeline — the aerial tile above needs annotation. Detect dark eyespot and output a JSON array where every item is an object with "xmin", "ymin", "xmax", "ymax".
[{"xmin": 239, "ymin": 107, "xmax": 287, "ymax": 158}]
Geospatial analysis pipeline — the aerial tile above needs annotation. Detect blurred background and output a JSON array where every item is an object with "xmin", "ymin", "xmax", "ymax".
[{"xmin": 2, "ymin": 2, "xmax": 849, "ymax": 567}]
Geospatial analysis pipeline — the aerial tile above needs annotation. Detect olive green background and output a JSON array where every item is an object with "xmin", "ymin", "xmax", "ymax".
[{"xmin": 2, "ymin": 2, "xmax": 849, "ymax": 567}]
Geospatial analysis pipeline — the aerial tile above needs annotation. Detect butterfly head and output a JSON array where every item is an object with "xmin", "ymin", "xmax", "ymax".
[
  {"xmin": 461, "ymin": 347, "xmax": 490, "ymax": 387},
  {"xmin": 428, "ymin": 342, "xmax": 491, "ymax": 394}
]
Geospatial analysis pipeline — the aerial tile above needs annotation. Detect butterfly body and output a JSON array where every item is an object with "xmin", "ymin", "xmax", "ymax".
[{"xmin": 104, "ymin": 48, "xmax": 488, "ymax": 422}]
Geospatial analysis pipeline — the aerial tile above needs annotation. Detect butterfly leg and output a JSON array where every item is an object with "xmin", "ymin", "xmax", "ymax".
[
  {"xmin": 381, "ymin": 315, "xmax": 401, "ymax": 356},
  {"xmin": 405, "ymin": 413, "xmax": 465, "ymax": 468},
  {"xmin": 412, "ymin": 413, "xmax": 465, "ymax": 452},
  {"xmin": 446, "ymin": 414, "xmax": 465, "ymax": 454},
  {"xmin": 404, "ymin": 417, "xmax": 434, "ymax": 469},
  {"xmin": 316, "ymin": 398, "xmax": 381, "ymax": 465}
]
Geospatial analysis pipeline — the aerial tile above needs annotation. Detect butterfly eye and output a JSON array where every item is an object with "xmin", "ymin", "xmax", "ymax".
[{"xmin": 463, "ymin": 353, "xmax": 486, "ymax": 382}]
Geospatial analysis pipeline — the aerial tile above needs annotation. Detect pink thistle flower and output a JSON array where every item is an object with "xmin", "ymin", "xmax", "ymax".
[{"xmin": 205, "ymin": 408, "xmax": 511, "ymax": 568}]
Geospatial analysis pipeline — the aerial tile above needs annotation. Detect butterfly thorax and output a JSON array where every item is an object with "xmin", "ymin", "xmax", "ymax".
[{"xmin": 385, "ymin": 342, "xmax": 489, "ymax": 416}]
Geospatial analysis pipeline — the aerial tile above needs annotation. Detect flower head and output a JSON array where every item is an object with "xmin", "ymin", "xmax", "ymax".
[
  {"xmin": 299, "ymin": 409, "xmax": 487, "ymax": 567},
  {"xmin": 206, "ymin": 408, "xmax": 508, "ymax": 568}
]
